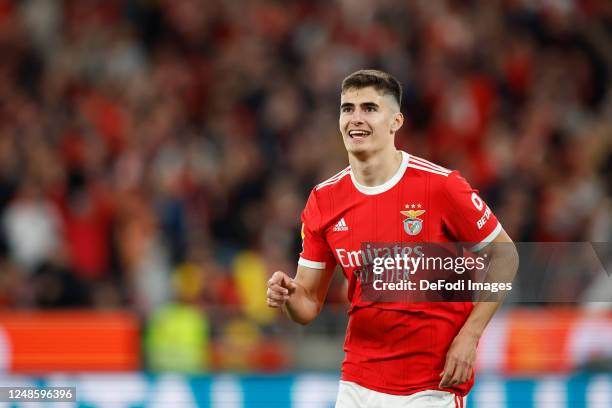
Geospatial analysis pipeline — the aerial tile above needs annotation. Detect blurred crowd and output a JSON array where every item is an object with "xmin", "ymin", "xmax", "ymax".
[{"xmin": 0, "ymin": 0, "xmax": 611, "ymax": 371}]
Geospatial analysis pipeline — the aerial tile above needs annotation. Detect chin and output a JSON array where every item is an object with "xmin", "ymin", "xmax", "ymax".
[
  {"xmin": 344, "ymin": 136, "xmax": 368, "ymax": 149},
  {"xmin": 345, "ymin": 144, "xmax": 373, "ymax": 157}
]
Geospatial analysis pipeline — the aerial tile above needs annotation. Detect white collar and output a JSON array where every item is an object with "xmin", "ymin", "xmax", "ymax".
[{"xmin": 350, "ymin": 151, "xmax": 409, "ymax": 195}]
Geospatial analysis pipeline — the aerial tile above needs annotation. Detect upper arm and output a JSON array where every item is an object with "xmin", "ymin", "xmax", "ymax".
[
  {"xmin": 469, "ymin": 227, "xmax": 519, "ymax": 306},
  {"xmin": 299, "ymin": 189, "xmax": 337, "ymax": 270},
  {"xmin": 294, "ymin": 263, "xmax": 336, "ymax": 308},
  {"xmin": 442, "ymin": 171, "xmax": 502, "ymax": 251},
  {"xmin": 296, "ymin": 189, "xmax": 337, "ymax": 309},
  {"xmin": 476, "ymin": 226, "xmax": 513, "ymax": 253},
  {"xmin": 491, "ymin": 228, "xmax": 513, "ymax": 244}
]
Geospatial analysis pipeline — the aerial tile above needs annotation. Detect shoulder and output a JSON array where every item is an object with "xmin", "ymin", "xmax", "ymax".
[
  {"xmin": 404, "ymin": 154, "xmax": 468, "ymax": 198},
  {"xmin": 405, "ymin": 157, "xmax": 482, "ymax": 209},
  {"xmin": 406, "ymin": 154, "xmax": 453, "ymax": 178},
  {"xmin": 313, "ymin": 165, "xmax": 352, "ymax": 192},
  {"xmin": 303, "ymin": 165, "xmax": 351, "ymax": 219}
]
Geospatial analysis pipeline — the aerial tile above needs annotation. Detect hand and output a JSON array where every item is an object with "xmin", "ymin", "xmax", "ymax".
[
  {"xmin": 439, "ymin": 331, "xmax": 478, "ymax": 388},
  {"xmin": 266, "ymin": 271, "xmax": 298, "ymax": 308}
]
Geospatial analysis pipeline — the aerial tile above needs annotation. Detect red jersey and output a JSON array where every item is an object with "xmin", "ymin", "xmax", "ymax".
[{"xmin": 298, "ymin": 151, "xmax": 501, "ymax": 396}]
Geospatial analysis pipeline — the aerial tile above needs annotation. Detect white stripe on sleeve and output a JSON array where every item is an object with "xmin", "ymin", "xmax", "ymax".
[
  {"xmin": 470, "ymin": 222, "xmax": 503, "ymax": 252},
  {"xmin": 298, "ymin": 257, "xmax": 326, "ymax": 269}
]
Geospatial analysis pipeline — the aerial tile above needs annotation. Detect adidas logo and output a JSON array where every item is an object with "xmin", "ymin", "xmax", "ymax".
[{"xmin": 333, "ymin": 218, "xmax": 349, "ymax": 232}]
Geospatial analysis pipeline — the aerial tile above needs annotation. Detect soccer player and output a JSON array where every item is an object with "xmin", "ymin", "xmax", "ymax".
[{"xmin": 266, "ymin": 70, "xmax": 518, "ymax": 407}]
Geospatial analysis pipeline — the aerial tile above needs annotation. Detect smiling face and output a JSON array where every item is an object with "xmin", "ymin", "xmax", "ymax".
[{"xmin": 339, "ymin": 86, "xmax": 404, "ymax": 157}]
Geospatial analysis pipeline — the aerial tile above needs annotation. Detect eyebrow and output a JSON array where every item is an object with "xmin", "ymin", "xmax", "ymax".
[{"xmin": 340, "ymin": 102, "xmax": 380, "ymax": 109}]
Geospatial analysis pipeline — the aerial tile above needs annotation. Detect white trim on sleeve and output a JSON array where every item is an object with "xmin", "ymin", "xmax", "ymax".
[
  {"xmin": 470, "ymin": 222, "xmax": 503, "ymax": 252},
  {"xmin": 298, "ymin": 257, "xmax": 326, "ymax": 269}
]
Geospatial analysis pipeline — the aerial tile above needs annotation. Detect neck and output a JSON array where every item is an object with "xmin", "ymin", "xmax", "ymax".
[{"xmin": 349, "ymin": 148, "xmax": 402, "ymax": 187}]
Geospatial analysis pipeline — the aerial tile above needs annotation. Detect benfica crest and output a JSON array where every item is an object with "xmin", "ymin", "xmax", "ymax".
[{"xmin": 401, "ymin": 208, "xmax": 426, "ymax": 236}]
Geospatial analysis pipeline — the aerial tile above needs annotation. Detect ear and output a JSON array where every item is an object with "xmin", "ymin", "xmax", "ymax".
[{"xmin": 390, "ymin": 112, "xmax": 404, "ymax": 133}]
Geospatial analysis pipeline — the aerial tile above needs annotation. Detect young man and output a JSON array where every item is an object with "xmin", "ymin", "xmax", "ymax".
[{"xmin": 266, "ymin": 70, "xmax": 518, "ymax": 407}]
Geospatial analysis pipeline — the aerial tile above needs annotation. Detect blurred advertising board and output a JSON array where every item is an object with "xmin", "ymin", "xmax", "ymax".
[
  {"xmin": 0, "ymin": 312, "xmax": 140, "ymax": 372},
  {"xmin": 477, "ymin": 309, "xmax": 612, "ymax": 374},
  {"xmin": 0, "ymin": 309, "xmax": 610, "ymax": 375}
]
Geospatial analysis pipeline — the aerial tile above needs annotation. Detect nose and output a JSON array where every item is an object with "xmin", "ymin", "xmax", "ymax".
[{"xmin": 349, "ymin": 109, "xmax": 364, "ymax": 124}]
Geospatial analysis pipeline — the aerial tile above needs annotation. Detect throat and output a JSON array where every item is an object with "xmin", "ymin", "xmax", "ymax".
[{"xmin": 350, "ymin": 150, "xmax": 403, "ymax": 187}]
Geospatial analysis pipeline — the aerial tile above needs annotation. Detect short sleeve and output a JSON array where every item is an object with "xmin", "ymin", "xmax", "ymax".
[
  {"xmin": 298, "ymin": 190, "xmax": 336, "ymax": 269},
  {"xmin": 442, "ymin": 171, "xmax": 502, "ymax": 252}
]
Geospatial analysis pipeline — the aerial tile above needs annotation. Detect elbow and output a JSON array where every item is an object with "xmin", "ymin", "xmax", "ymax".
[
  {"xmin": 292, "ymin": 313, "xmax": 317, "ymax": 326},
  {"xmin": 295, "ymin": 317, "xmax": 314, "ymax": 326},
  {"xmin": 290, "ymin": 305, "xmax": 321, "ymax": 326}
]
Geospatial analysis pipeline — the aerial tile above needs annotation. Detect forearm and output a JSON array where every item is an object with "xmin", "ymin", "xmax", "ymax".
[
  {"xmin": 461, "ymin": 233, "xmax": 519, "ymax": 340},
  {"xmin": 284, "ymin": 282, "xmax": 322, "ymax": 325},
  {"xmin": 458, "ymin": 301, "xmax": 501, "ymax": 341}
]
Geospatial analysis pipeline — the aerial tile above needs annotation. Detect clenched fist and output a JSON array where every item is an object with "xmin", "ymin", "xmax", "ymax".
[{"xmin": 266, "ymin": 271, "xmax": 298, "ymax": 308}]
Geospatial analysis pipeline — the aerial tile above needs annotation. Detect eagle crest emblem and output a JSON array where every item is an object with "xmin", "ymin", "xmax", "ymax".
[{"xmin": 401, "ymin": 209, "xmax": 425, "ymax": 236}]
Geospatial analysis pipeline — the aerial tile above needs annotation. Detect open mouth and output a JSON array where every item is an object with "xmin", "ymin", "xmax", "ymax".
[{"xmin": 348, "ymin": 130, "xmax": 371, "ymax": 139}]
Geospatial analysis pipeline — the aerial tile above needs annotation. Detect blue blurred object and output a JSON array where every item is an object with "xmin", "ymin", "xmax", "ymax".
[{"xmin": 0, "ymin": 373, "xmax": 610, "ymax": 407}]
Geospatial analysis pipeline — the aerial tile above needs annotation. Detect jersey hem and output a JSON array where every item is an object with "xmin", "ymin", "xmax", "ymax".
[{"xmin": 340, "ymin": 374, "xmax": 468, "ymax": 397}]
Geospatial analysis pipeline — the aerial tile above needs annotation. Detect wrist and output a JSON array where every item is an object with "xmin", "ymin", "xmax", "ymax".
[{"xmin": 458, "ymin": 327, "xmax": 482, "ymax": 342}]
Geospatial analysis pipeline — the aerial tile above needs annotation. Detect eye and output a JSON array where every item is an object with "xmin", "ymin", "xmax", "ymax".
[
  {"xmin": 365, "ymin": 106, "xmax": 377, "ymax": 112},
  {"xmin": 341, "ymin": 106, "xmax": 353, "ymax": 113}
]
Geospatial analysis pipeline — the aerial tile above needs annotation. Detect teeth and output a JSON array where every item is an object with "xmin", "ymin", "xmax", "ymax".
[{"xmin": 349, "ymin": 130, "xmax": 370, "ymax": 137}]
